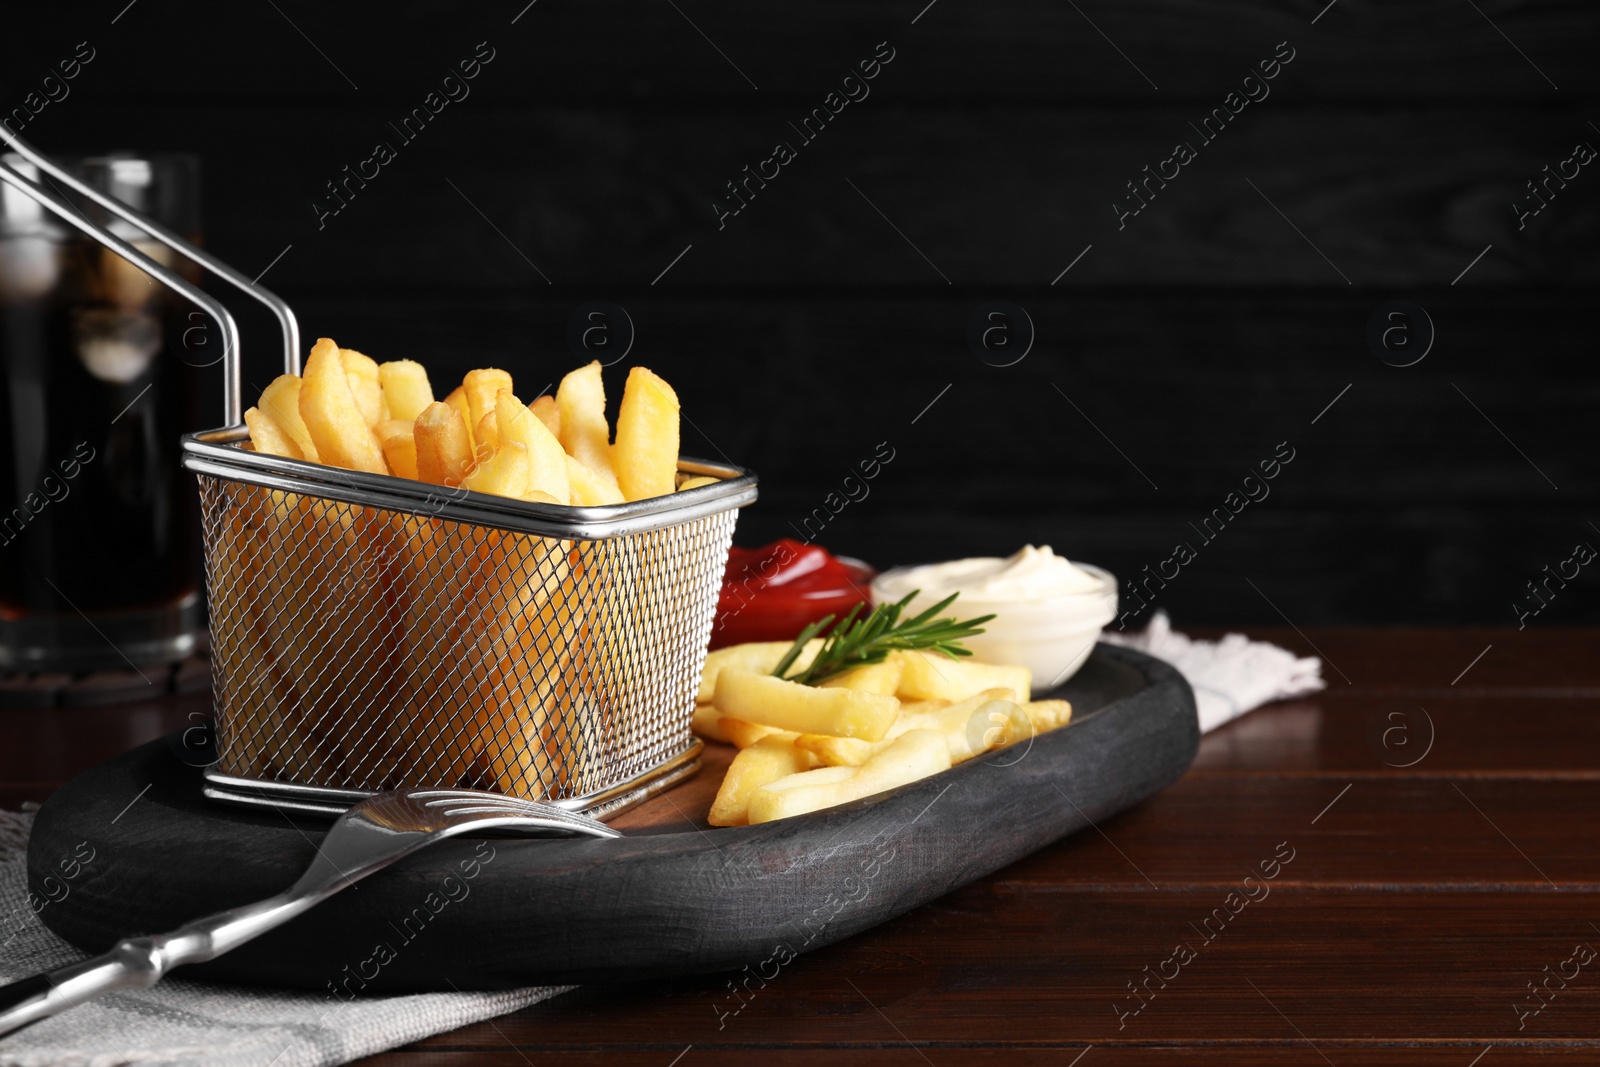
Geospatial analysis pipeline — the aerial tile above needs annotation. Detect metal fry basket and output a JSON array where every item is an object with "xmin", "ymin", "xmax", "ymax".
[
  {"xmin": 186, "ymin": 434, "xmax": 754, "ymax": 818},
  {"xmin": 0, "ymin": 133, "xmax": 756, "ymax": 820}
]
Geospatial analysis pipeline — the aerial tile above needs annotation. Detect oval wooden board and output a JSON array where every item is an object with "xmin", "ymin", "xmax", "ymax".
[{"xmin": 29, "ymin": 644, "xmax": 1197, "ymax": 992}]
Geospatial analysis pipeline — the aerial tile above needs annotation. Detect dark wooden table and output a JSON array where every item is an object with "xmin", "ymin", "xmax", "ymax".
[{"xmin": 8, "ymin": 627, "xmax": 1598, "ymax": 1064}]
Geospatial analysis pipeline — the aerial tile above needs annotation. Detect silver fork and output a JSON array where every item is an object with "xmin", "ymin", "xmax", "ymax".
[{"xmin": 0, "ymin": 789, "xmax": 619, "ymax": 1036}]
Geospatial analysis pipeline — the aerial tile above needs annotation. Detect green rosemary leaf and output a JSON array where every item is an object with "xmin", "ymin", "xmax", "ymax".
[{"xmin": 772, "ymin": 590, "xmax": 992, "ymax": 687}]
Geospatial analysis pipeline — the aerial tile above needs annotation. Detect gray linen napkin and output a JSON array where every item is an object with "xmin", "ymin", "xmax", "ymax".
[
  {"xmin": 0, "ymin": 809, "xmax": 568, "ymax": 1067},
  {"xmin": 1103, "ymin": 611, "xmax": 1325, "ymax": 732}
]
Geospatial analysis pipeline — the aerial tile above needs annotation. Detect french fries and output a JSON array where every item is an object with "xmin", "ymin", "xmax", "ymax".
[
  {"xmin": 709, "ymin": 736, "xmax": 818, "ymax": 826},
  {"xmin": 464, "ymin": 439, "xmax": 532, "ymax": 498},
  {"xmin": 244, "ymin": 407, "xmax": 302, "ymax": 459},
  {"xmin": 258, "ymin": 374, "xmax": 318, "ymax": 461},
  {"xmin": 556, "ymin": 361, "xmax": 622, "ymax": 497},
  {"xmin": 802, "ymin": 689, "xmax": 1027, "ymax": 767},
  {"xmin": 379, "ymin": 360, "xmax": 434, "ymax": 422},
  {"xmin": 692, "ymin": 704, "xmax": 729, "ymax": 743},
  {"xmin": 414, "ymin": 401, "xmax": 473, "ymax": 487},
  {"xmin": 341, "ymin": 349, "xmax": 386, "ymax": 426},
  {"xmin": 719, "ymin": 717, "xmax": 799, "ymax": 749},
  {"xmin": 529, "ymin": 394, "xmax": 561, "ymax": 438},
  {"xmin": 297, "ymin": 338, "xmax": 388, "ymax": 474},
  {"xmin": 234, "ymin": 334, "xmax": 1072, "ymax": 828},
  {"xmin": 247, "ymin": 345, "xmax": 692, "ymax": 513},
  {"xmin": 565, "ymin": 456, "xmax": 624, "ymax": 505},
  {"xmin": 1025, "ymin": 699, "xmax": 1073, "ymax": 732},
  {"xmin": 376, "ymin": 419, "xmax": 420, "ymax": 480},
  {"xmin": 613, "ymin": 367, "xmax": 680, "ymax": 502},
  {"xmin": 444, "ymin": 385, "xmax": 475, "ymax": 449},
  {"xmin": 698, "ymin": 640, "xmax": 823, "ymax": 703},
  {"xmin": 463, "ymin": 368, "xmax": 513, "ymax": 430},
  {"xmin": 696, "ymin": 639, "xmax": 1076, "ymax": 825},
  {"xmin": 496, "ymin": 392, "xmax": 570, "ymax": 504},
  {"xmin": 713, "ymin": 668, "xmax": 901, "ymax": 742},
  {"xmin": 821, "ymin": 659, "xmax": 903, "ymax": 695},
  {"xmin": 474, "ymin": 410, "xmax": 499, "ymax": 454},
  {"xmin": 793, "ymin": 694, "xmax": 1017, "ymax": 767},
  {"xmin": 894, "ymin": 650, "xmax": 1032, "ymax": 703},
  {"xmin": 747, "ymin": 729, "xmax": 952, "ymax": 824}
]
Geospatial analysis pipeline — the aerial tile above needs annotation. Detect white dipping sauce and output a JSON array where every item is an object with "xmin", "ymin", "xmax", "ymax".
[
  {"xmin": 874, "ymin": 545, "xmax": 1103, "ymax": 604},
  {"xmin": 871, "ymin": 546, "xmax": 1118, "ymax": 692}
]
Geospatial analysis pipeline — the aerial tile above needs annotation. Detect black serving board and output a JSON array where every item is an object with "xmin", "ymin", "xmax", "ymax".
[{"xmin": 29, "ymin": 644, "xmax": 1197, "ymax": 992}]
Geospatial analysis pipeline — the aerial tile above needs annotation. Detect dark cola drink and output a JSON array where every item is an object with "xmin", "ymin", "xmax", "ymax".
[{"xmin": 0, "ymin": 154, "xmax": 207, "ymax": 671}]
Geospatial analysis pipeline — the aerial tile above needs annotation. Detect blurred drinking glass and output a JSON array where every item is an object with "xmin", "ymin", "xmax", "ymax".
[{"xmin": 0, "ymin": 152, "xmax": 207, "ymax": 672}]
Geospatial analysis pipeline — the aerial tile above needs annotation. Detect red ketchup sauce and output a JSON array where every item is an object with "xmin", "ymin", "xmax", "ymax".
[{"xmin": 710, "ymin": 539, "xmax": 875, "ymax": 649}]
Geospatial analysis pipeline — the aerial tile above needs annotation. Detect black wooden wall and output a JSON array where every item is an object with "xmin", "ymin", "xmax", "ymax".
[{"xmin": 4, "ymin": 1, "xmax": 1596, "ymax": 625}]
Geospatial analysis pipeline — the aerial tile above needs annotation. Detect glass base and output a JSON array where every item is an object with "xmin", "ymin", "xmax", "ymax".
[{"xmin": 0, "ymin": 591, "xmax": 200, "ymax": 672}]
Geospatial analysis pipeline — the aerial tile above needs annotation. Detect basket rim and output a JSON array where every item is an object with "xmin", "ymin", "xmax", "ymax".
[{"xmin": 182, "ymin": 426, "xmax": 757, "ymax": 539}]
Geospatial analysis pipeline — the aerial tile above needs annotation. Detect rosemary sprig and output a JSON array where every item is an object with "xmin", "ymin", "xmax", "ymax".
[{"xmin": 771, "ymin": 591, "xmax": 994, "ymax": 686}]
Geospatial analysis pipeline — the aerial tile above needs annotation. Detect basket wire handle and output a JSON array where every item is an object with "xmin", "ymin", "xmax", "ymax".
[
  {"xmin": 0, "ymin": 155, "xmax": 245, "ymax": 426},
  {"xmin": 1, "ymin": 130, "xmax": 301, "ymax": 381}
]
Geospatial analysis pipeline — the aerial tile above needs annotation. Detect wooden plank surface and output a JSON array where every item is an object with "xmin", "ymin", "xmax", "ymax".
[
  {"xmin": 373, "ymin": 627, "xmax": 1596, "ymax": 1062},
  {"xmin": 4, "ymin": 628, "xmax": 1598, "ymax": 1064},
  {"xmin": 386, "ymin": 890, "xmax": 1600, "ymax": 1048},
  {"xmin": 360, "ymin": 1052, "xmax": 1600, "ymax": 1066},
  {"xmin": 0, "ymin": 693, "xmax": 203, "ymax": 809},
  {"xmin": 1199, "ymin": 627, "xmax": 1600, "ymax": 692}
]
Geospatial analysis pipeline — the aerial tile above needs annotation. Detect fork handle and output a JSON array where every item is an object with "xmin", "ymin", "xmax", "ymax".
[{"xmin": 0, "ymin": 891, "xmax": 310, "ymax": 1037}]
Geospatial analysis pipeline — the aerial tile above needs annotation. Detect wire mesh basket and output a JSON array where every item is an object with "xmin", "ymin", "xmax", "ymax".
[
  {"xmin": 184, "ymin": 431, "xmax": 755, "ymax": 818},
  {"xmin": 0, "ymin": 134, "xmax": 758, "ymax": 818}
]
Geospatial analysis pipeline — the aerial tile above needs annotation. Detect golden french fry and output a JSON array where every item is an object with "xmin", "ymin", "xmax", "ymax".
[
  {"xmin": 613, "ymin": 366, "xmax": 680, "ymax": 501},
  {"xmin": 713, "ymin": 668, "xmax": 900, "ymax": 741},
  {"xmin": 793, "ymin": 698, "xmax": 950, "ymax": 768},
  {"xmin": 299, "ymin": 338, "xmax": 388, "ymax": 474},
  {"xmin": 462, "ymin": 531, "xmax": 582, "ymax": 801},
  {"xmin": 463, "ymin": 368, "xmax": 513, "ymax": 429},
  {"xmin": 464, "ymin": 440, "xmax": 532, "ymax": 498},
  {"xmin": 564, "ymin": 455, "xmax": 624, "ymax": 505},
  {"xmin": 794, "ymin": 731, "xmax": 873, "ymax": 768},
  {"xmin": 439, "ymin": 386, "xmax": 473, "ymax": 455},
  {"xmin": 244, "ymin": 407, "xmax": 302, "ymax": 459},
  {"xmin": 340, "ymin": 349, "xmax": 385, "ymax": 425},
  {"xmin": 414, "ymin": 400, "xmax": 473, "ymax": 486},
  {"xmin": 475, "ymin": 410, "xmax": 499, "ymax": 455},
  {"xmin": 376, "ymin": 418, "xmax": 419, "ymax": 480},
  {"xmin": 820, "ymin": 659, "xmax": 903, "ymax": 695},
  {"xmin": 555, "ymin": 360, "xmax": 621, "ymax": 494},
  {"xmin": 797, "ymin": 690, "xmax": 1023, "ymax": 768},
  {"xmin": 719, "ymin": 717, "xmax": 799, "ymax": 749},
  {"xmin": 747, "ymin": 729, "xmax": 951, "ymax": 824},
  {"xmin": 528, "ymin": 394, "xmax": 561, "ymax": 439},
  {"xmin": 942, "ymin": 692, "xmax": 1032, "ymax": 761},
  {"xmin": 496, "ymin": 391, "xmax": 570, "ymax": 504},
  {"xmin": 709, "ymin": 737, "xmax": 819, "ymax": 827},
  {"xmin": 895, "ymin": 650, "xmax": 1032, "ymax": 703},
  {"xmin": 258, "ymin": 374, "xmax": 319, "ymax": 462},
  {"xmin": 236, "ymin": 490, "xmax": 408, "ymax": 786},
  {"xmin": 379, "ymin": 360, "xmax": 433, "ymax": 421},
  {"xmin": 393, "ymin": 516, "xmax": 578, "ymax": 799},
  {"xmin": 697, "ymin": 640, "xmax": 823, "ymax": 704},
  {"xmin": 1025, "ymin": 699, "xmax": 1073, "ymax": 732},
  {"xmin": 692, "ymin": 703, "xmax": 730, "ymax": 743},
  {"xmin": 678, "ymin": 475, "xmax": 719, "ymax": 491}
]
